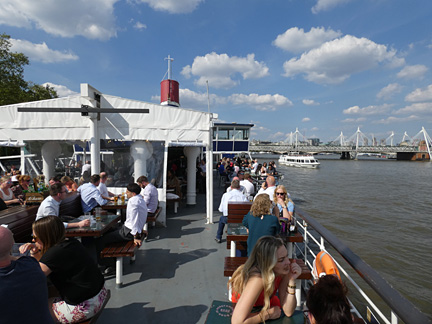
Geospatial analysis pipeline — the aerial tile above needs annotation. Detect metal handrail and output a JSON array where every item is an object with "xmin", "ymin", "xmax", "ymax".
[{"xmin": 295, "ymin": 206, "xmax": 431, "ymax": 324}]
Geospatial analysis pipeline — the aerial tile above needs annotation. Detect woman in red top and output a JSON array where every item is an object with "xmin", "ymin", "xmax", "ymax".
[{"xmin": 229, "ymin": 236, "xmax": 302, "ymax": 324}]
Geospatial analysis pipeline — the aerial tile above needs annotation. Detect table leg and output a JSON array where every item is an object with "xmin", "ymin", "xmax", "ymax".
[
  {"xmin": 116, "ymin": 257, "xmax": 123, "ymax": 288},
  {"xmin": 228, "ymin": 277, "xmax": 232, "ymax": 301},
  {"xmin": 287, "ymin": 242, "xmax": 293, "ymax": 259},
  {"xmin": 174, "ymin": 201, "xmax": 178, "ymax": 213},
  {"xmin": 230, "ymin": 241, "xmax": 236, "ymax": 257},
  {"xmin": 295, "ymin": 279, "xmax": 301, "ymax": 307}
]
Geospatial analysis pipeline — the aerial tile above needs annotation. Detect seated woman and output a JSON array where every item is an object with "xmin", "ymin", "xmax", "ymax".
[
  {"xmin": 273, "ymin": 185, "xmax": 294, "ymax": 223},
  {"xmin": 11, "ymin": 174, "xmax": 31, "ymax": 200},
  {"xmin": 230, "ymin": 236, "xmax": 302, "ymax": 324},
  {"xmin": 0, "ymin": 176, "xmax": 21, "ymax": 206},
  {"xmin": 305, "ymin": 275, "xmax": 353, "ymax": 324},
  {"xmin": 60, "ymin": 175, "xmax": 78, "ymax": 192},
  {"xmin": 242, "ymin": 194, "xmax": 280, "ymax": 256},
  {"xmin": 19, "ymin": 216, "xmax": 107, "ymax": 324},
  {"xmin": 167, "ymin": 169, "xmax": 182, "ymax": 198}
]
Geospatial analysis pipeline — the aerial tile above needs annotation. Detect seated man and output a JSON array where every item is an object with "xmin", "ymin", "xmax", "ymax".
[
  {"xmin": 97, "ymin": 172, "xmax": 115, "ymax": 200},
  {"xmin": 240, "ymin": 172, "xmax": 255, "ymax": 197},
  {"xmin": 36, "ymin": 183, "xmax": 89, "ymax": 228},
  {"xmin": 96, "ymin": 183, "xmax": 147, "ymax": 273},
  {"xmin": 254, "ymin": 175, "xmax": 276, "ymax": 201},
  {"xmin": 0, "ymin": 226, "xmax": 54, "ymax": 324},
  {"xmin": 215, "ymin": 179, "xmax": 248, "ymax": 243},
  {"xmin": 77, "ymin": 174, "xmax": 109, "ymax": 213},
  {"xmin": 137, "ymin": 176, "xmax": 158, "ymax": 240}
]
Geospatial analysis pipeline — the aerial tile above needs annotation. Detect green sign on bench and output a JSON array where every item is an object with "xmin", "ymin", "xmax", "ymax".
[{"xmin": 205, "ymin": 300, "xmax": 305, "ymax": 324}]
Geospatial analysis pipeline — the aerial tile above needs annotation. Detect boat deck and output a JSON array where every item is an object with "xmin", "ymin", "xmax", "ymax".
[{"xmin": 99, "ymin": 174, "xmax": 229, "ymax": 323}]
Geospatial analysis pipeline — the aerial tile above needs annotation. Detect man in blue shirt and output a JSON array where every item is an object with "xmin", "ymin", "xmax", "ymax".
[{"xmin": 77, "ymin": 174, "xmax": 109, "ymax": 212}]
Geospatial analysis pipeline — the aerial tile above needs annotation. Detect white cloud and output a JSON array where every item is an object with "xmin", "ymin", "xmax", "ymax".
[
  {"xmin": 283, "ymin": 35, "xmax": 403, "ymax": 84},
  {"xmin": 397, "ymin": 65, "xmax": 428, "ymax": 79},
  {"xmin": 376, "ymin": 83, "xmax": 403, "ymax": 100},
  {"xmin": 342, "ymin": 117, "xmax": 366, "ymax": 123},
  {"xmin": 273, "ymin": 27, "xmax": 341, "ymax": 53},
  {"xmin": 312, "ymin": 0, "xmax": 353, "ymax": 14},
  {"xmin": 394, "ymin": 102, "xmax": 432, "ymax": 115},
  {"xmin": 136, "ymin": 0, "xmax": 203, "ymax": 13},
  {"xmin": 373, "ymin": 115, "xmax": 422, "ymax": 124},
  {"xmin": 343, "ymin": 104, "xmax": 392, "ymax": 115},
  {"xmin": 133, "ymin": 21, "xmax": 147, "ymax": 30},
  {"xmin": 0, "ymin": 0, "xmax": 118, "ymax": 40},
  {"xmin": 10, "ymin": 39, "xmax": 78, "ymax": 63},
  {"xmin": 228, "ymin": 93, "xmax": 292, "ymax": 111},
  {"xmin": 311, "ymin": 127, "xmax": 319, "ymax": 131},
  {"xmin": 405, "ymin": 85, "xmax": 432, "ymax": 102},
  {"xmin": 181, "ymin": 52, "xmax": 269, "ymax": 89},
  {"xmin": 269, "ymin": 131, "xmax": 285, "ymax": 140},
  {"xmin": 303, "ymin": 99, "xmax": 319, "ymax": 106},
  {"xmin": 302, "ymin": 117, "xmax": 311, "ymax": 122},
  {"xmin": 42, "ymin": 82, "xmax": 78, "ymax": 97}
]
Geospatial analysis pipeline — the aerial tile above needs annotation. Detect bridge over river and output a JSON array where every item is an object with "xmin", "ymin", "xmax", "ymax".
[{"xmin": 249, "ymin": 144, "xmax": 430, "ymax": 160}]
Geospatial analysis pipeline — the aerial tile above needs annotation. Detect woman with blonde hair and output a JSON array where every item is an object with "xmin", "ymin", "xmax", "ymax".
[
  {"xmin": 273, "ymin": 185, "xmax": 294, "ymax": 222},
  {"xmin": 242, "ymin": 194, "xmax": 280, "ymax": 256},
  {"xmin": 11, "ymin": 174, "xmax": 31, "ymax": 200},
  {"xmin": 0, "ymin": 176, "xmax": 21, "ymax": 205},
  {"xmin": 19, "ymin": 216, "xmax": 107, "ymax": 323},
  {"xmin": 230, "ymin": 236, "xmax": 302, "ymax": 324}
]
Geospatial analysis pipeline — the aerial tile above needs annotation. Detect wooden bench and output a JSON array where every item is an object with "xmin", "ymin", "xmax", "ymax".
[
  {"xmin": 224, "ymin": 257, "xmax": 311, "ymax": 306},
  {"xmin": 147, "ymin": 207, "xmax": 161, "ymax": 224},
  {"xmin": 227, "ymin": 201, "xmax": 252, "ymax": 224},
  {"xmin": 0, "ymin": 205, "xmax": 39, "ymax": 242},
  {"xmin": 100, "ymin": 240, "xmax": 140, "ymax": 288},
  {"xmin": 78, "ymin": 289, "xmax": 111, "ymax": 323}
]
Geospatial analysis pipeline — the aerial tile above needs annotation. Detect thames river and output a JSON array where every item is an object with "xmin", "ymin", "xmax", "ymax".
[{"xmin": 254, "ymin": 153, "xmax": 432, "ymax": 321}]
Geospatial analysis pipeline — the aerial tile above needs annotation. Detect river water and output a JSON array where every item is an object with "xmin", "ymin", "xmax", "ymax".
[{"xmin": 253, "ymin": 153, "xmax": 432, "ymax": 321}]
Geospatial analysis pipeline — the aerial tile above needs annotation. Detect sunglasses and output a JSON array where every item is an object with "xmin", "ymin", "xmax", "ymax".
[{"xmin": 276, "ymin": 192, "xmax": 285, "ymax": 196}]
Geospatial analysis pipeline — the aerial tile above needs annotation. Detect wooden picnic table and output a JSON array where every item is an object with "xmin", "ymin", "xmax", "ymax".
[
  {"xmin": 65, "ymin": 214, "xmax": 121, "ymax": 237},
  {"xmin": 102, "ymin": 201, "xmax": 128, "ymax": 220},
  {"xmin": 226, "ymin": 223, "xmax": 303, "ymax": 258}
]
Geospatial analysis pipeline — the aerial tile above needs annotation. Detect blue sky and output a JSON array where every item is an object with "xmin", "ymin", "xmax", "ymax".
[{"xmin": 1, "ymin": 0, "xmax": 432, "ymax": 142}]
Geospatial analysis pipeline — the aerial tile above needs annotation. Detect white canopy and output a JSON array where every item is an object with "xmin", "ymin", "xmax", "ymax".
[{"xmin": 0, "ymin": 83, "xmax": 215, "ymax": 224}]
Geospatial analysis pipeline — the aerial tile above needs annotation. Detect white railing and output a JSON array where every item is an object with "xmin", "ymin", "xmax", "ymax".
[{"xmin": 292, "ymin": 207, "xmax": 431, "ymax": 324}]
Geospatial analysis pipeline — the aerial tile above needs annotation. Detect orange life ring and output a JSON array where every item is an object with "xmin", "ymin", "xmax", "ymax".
[{"xmin": 312, "ymin": 251, "xmax": 341, "ymax": 282}]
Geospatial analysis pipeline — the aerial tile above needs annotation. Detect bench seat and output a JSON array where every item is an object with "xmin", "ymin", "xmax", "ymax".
[
  {"xmin": 100, "ymin": 240, "xmax": 139, "ymax": 288},
  {"xmin": 0, "ymin": 205, "xmax": 39, "ymax": 242},
  {"xmin": 227, "ymin": 202, "xmax": 252, "ymax": 224},
  {"xmin": 147, "ymin": 207, "xmax": 161, "ymax": 224}
]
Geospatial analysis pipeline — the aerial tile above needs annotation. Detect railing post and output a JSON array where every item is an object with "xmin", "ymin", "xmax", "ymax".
[
  {"xmin": 303, "ymin": 220, "xmax": 308, "ymax": 262},
  {"xmin": 391, "ymin": 311, "xmax": 398, "ymax": 324}
]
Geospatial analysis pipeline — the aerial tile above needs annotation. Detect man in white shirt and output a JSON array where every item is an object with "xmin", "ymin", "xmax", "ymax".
[
  {"xmin": 96, "ymin": 183, "xmax": 147, "ymax": 272},
  {"xmin": 216, "ymin": 179, "xmax": 248, "ymax": 243},
  {"xmin": 77, "ymin": 174, "xmax": 109, "ymax": 213},
  {"xmin": 252, "ymin": 160, "xmax": 259, "ymax": 174},
  {"xmin": 36, "ymin": 183, "xmax": 89, "ymax": 228},
  {"xmin": 240, "ymin": 173, "xmax": 255, "ymax": 197},
  {"xmin": 97, "ymin": 172, "xmax": 115, "ymax": 200},
  {"xmin": 81, "ymin": 160, "xmax": 91, "ymax": 175},
  {"xmin": 136, "ymin": 176, "xmax": 158, "ymax": 213},
  {"xmin": 254, "ymin": 175, "xmax": 276, "ymax": 201}
]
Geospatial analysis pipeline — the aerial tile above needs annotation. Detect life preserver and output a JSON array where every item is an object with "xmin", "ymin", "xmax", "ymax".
[{"xmin": 312, "ymin": 251, "xmax": 341, "ymax": 282}]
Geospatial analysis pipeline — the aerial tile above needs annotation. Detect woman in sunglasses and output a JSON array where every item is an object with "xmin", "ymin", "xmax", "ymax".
[
  {"xmin": 0, "ymin": 176, "xmax": 21, "ymax": 206},
  {"xmin": 230, "ymin": 236, "xmax": 302, "ymax": 324},
  {"xmin": 19, "ymin": 216, "xmax": 107, "ymax": 323},
  {"xmin": 242, "ymin": 194, "xmax": 280, "ymax": 256},
  {"xmin": 273, "ymin": 185, "xmax": 294, "ymax": 223}
]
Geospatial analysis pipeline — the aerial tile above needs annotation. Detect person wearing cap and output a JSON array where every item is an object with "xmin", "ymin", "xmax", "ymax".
[
  {"xmin": 216, "ymin": 179, "xmax": 248, "ymax": 243},
  {"xmin": 240, "ymin": 173, "xmax": 255, "ymax": 197}
]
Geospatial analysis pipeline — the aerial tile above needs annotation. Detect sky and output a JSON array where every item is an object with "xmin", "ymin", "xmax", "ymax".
[{"xmin": 1, "ymin": 0, "xmax": 432, "ymax": 143}]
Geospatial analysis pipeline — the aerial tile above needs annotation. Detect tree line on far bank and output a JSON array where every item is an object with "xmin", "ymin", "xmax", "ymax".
[{"xmin": 0, "ymin": 33, "xmax": 58, "ymax": 106}]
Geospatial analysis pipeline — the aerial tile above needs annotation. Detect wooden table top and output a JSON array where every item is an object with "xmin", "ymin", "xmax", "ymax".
[
  {"xmin": 65, "ymin": 214, "xmax": 121, "ymax": 237},
  {"xmin": 226, "ymin": 223, "xmax": 304, "ymax": 243},
  {"xmin": 101, "ymin": 201, "xmax": 128, "ymax": 210}
]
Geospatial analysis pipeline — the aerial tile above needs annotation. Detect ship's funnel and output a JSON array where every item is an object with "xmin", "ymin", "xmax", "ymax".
[{"xmin": 160, "ymin": 55, "xmax": 180, "ymax": 107}]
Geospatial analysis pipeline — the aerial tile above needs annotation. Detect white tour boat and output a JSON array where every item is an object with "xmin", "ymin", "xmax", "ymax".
[{"xmin": 278, "ymin": 152, "xmax": 320, "ymax": 168}]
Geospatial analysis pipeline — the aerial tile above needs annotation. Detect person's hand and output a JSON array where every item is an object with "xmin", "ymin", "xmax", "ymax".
[
  {"xmin": 261, "ymin": 182, "xmax": 266, "ymax": 189},
  {"xmin": 267, "ymin": 306, "xmax": 281, "ymax": 320},
  {"xmin": 288, "ymin": 259, "xmax": 302, "ymax": 280},
  {"xmin": 78, "ymin": 219, "xmax": 90, "ymax": 228},
  {"xmin": 134, "ymin": 238, "xmax": 142, "ymax": 247},
  {"xmin": 19, "ymin": 243, "xmax": 36, "ymax": 254}
]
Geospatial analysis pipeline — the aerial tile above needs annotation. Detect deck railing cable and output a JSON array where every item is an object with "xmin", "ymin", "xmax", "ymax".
[{"xmin": 294, "ymin": 206, "xmax": 432, "ymax": 324}]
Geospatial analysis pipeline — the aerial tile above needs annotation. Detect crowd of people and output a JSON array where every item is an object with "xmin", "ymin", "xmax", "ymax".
[
  {"xmin": 0, "ymin": 162, "xmax": 159, "ymax": 323},
  {"xmin": 216, "ymin": 156, "xmax": 354, "ymax": 324}
]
